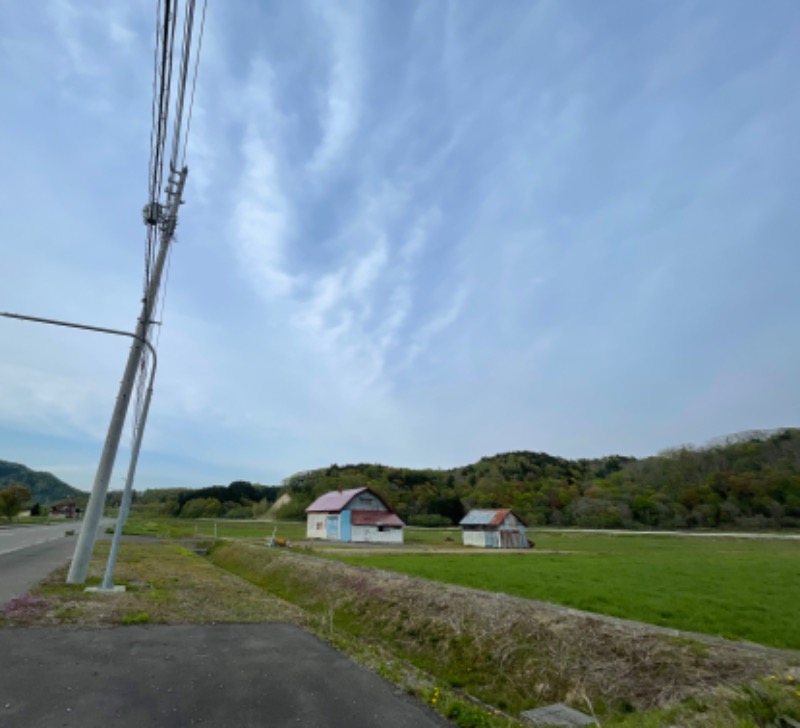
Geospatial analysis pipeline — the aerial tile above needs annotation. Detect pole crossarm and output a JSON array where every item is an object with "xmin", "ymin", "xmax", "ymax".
[
  {"xmin": 1, "ymin": 313, "xmax": 158, "ymax": 356},
  {"xmin": 1, "ymin": 310, "xmax": 159, "ymax": 588}
]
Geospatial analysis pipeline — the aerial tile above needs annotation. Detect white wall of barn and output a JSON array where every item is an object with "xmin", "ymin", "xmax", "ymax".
[
  {"xmin": 350, "ymin": 525, "xmax": 403, "ymax": 544},
  {"xmin": 462, "ymin": 530, "xmax": 489, "ymax": 547},
  {"xmin": 348, "ymin": 493, "xmax": 388, "ymax": 511},
  {"xmin": 306, "ymin": 513, "xmax": 327, "ymax": 539}
]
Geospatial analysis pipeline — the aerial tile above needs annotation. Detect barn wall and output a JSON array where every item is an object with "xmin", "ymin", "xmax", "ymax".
[
  {"xmin": 339, "ymin": 510, "xmax": 351, "ymax": 542},
  {"xmin": 499, "ymin": 528, "xmax": 528, "ymax": 548},
  {"xmin": 351, "ymin": 526, "xmax": 403, "ymax": 544},
  {"xmin": 307, "ymin": 513, "xmax": 327, "ymax": 539},
  {"xmin": 463, "ymin": 528, "xmax": 527, "ymax": 548},
  {"xmin": 463, "ymin": 530, "xmax": 488, "ymax": 548},
  {"xmin": 349, "ymin": 492, "xmax": 388, "ymax": 512}
]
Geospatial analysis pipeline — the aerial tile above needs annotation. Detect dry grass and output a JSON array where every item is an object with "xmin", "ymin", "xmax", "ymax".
[{"xmin": 210, "ymin": 542, "xmax": 800, "ymax": 724}]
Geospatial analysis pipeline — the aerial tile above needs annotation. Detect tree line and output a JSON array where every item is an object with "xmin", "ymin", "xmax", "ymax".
[
  {"xmin": 127, "ymin": 481, "xmax": 281, "ymax": 519},
  {"xmin": 279, "ymin": 429, "xmax": 800, "ymax": 530}
]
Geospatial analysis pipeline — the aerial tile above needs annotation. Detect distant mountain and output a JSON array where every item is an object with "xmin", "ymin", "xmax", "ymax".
[
  {"xmin": 0, "ymin": 460, "xmax": 84, "ymax": 505},
  {"xmin": 280, "ymin": 428, "xmax": 800, "ymax": 530}
]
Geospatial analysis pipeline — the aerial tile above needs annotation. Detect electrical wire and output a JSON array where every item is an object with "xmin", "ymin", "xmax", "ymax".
[
  {"xmin": 170, "ymin": 0, "xmax": 196, "ymax": 170},
  {"xmin": 182, "ymin": 0, "xmax": 207, "ymax": 168},
  {"xmin": 132, "ymin": 0, "xmax": 205, "ymax": 453}
]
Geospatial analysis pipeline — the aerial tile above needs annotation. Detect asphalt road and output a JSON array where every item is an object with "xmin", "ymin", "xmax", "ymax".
[
  {"xmin": 0, "ymin": 623, "xmax": 451, "ymax": 727},
  {"xmin": 0, "ymin": 522, "xmax": 74, "ymax": 556},
  {"xmin": 0, "ymin": 519, "xmax": 113, "ymax": 605}
]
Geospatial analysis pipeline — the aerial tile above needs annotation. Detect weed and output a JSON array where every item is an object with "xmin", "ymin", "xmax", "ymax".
[{"xmin": 120, "ymin": 611, "xmax": 150, "ymax": 625}]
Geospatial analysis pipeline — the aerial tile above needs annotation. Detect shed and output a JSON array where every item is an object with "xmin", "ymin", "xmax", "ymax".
[
  {"xmin": 459, "ymin": 509, "xmax": 529, "ymax": 549},
  {"xmin": 306, "ymin": 487, "xmax": 404, "ymax": 544}
]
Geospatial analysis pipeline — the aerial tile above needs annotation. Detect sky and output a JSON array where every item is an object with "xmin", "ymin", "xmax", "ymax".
[{"xmin": 1, "ymin": 1, "xmax": 798, "ymax": 492}]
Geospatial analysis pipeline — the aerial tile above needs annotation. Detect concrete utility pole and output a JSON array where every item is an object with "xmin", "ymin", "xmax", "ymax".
[
  {"xmin": 99, "ymin": 344, "xmax": 156, "ymax": 591},
  {"xmin": 67, "ymin": 166, "xmax": 188, "ymax": 584}
]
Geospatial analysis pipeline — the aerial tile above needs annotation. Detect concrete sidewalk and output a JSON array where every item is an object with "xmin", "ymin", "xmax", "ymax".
[{"xmin": 0, "ymin": 623, "xmax": 451, "ymax": 727}]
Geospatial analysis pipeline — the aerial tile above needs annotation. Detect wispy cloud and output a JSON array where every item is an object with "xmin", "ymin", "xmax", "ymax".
[
  {"xmin": 306, "ymin": 1, "xmax": 364, "ymax": 177},
  {"xmin": 232, "ymin": 59, "xmax": 296, "ymax": 298},
  {"xmin": 2, "ymin": 0, "xmax": 799, "ymax": 490}
]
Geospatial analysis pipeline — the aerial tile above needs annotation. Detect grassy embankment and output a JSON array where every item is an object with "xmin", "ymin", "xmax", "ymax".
[
  {"xmin": 330, "ymin": 531, "xmax": 800, "ymax": 651},
  {"xmin": 122, "ymin": 519, "xmax": 800, "ymax": 648},
  {"xmin": 209, "ymin": 542, "xmax": 800, "ymax": 727},
  {"xmin": 122, "ymin": 519, "xmax": 800, "ymax": 649}
]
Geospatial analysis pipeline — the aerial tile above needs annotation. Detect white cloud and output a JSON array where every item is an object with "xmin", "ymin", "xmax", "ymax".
[
  {"xmin": 231, "ymin": 60, "xmax": 296, "ymax": 298},
  {"xmin": 402, "ymin": 286, "xmax": 469, "ymax": 369},
  {"xmin": 306, "ymin": 1, "xmax": 364, "ymax": 177}
]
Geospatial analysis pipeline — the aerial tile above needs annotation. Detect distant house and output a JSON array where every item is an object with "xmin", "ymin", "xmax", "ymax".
[
  {"xmin": 306, "ymin": 487, "xmax": 404, "ymax": 544},
  {"xmin": 459, "ymin": 509, "xmax": 529, "ymax": 549},
  {"xmin": 50, "ymin": 502, "xmax": 80, "ymax": 519}
]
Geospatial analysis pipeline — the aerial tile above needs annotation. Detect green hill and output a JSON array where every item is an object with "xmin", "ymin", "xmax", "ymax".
[
  {"xmin": 0, "ymin": 460, "xmax": 84, "ymax": 505},
  {"xmin": 280, "ymin": 428, "xmax": 800, "ymax": 530}
]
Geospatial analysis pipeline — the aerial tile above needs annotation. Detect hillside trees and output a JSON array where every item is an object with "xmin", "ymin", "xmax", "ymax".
[{"xmin": 274, "ymin": 429, "xmax": 800, "ymax": 530}]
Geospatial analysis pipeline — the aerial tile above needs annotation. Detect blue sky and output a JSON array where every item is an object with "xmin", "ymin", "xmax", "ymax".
[{"xmin": 1, "ymin": 1, "xmax": 798, "ymax": 491}]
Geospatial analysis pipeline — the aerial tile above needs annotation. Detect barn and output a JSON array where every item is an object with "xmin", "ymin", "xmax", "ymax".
[
  {"xmin": 305, "ymin": 487, "xmax": 405, "ymax": 544},
  {"xmin": 459, "ymin": 509, "xmax": 529, "ymax": 548}
]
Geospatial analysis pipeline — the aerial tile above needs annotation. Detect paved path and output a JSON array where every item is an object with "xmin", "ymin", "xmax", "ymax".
[
  {"xmin": 0, "ymin": 520, "xmax": 113, "ymax": 605},
  {"xmin": 0, "ymin": 522, "xmax": 74, "ymax": 556},
  {"xmin": 0, "ymin": 623, "xmax": 450, "ymax": 727},
  {"xmin": 0, "ymin": 537, "xmax": 79, "ymax": 606}
]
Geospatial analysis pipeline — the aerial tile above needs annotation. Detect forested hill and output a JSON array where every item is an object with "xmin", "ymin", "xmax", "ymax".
[
  {"xmin": 281, "ymin": 429, "xmax": 800, "ymax": 530},
  {"xmin": 0, "ymin": 460, "xmax": 84, "ymax": 505}
]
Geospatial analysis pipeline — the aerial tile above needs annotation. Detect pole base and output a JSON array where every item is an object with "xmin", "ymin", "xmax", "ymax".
[{"xmin": 85, "ymin": 585, "xmax": 126, "ymax": 594}]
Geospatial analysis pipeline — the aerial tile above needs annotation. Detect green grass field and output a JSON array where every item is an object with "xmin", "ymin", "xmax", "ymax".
[
  {"xmin": 121, "ymin": 517, "xmax": 459, "ymax": 543},
  {"xmin": 122, "ymin": 517, "xmax": 308, "ymax": 540},
  {"xmin": 333, "ymin": 532, "xmax": 800, "ymax": 650}
]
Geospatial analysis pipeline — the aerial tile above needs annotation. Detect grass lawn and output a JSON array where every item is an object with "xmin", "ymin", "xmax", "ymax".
[
  {"xmin": 123, "ymin": 517, "xmax": 307, "ymax": 541},
  {"xmin": 0, "ymin": 540, "xmax": 303, "ymax": 627},
  {"xmin": 333, "ymin": 531, "xmax": 800, "ymax": 650}
]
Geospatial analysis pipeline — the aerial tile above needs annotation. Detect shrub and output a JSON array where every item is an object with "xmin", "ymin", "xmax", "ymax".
[{"xmin": 408, "ymin": 514, "xmax": 453, "ymax": 527}]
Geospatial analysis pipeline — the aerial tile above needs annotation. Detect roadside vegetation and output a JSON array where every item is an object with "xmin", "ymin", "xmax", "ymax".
[
  {"xmin": 0, "ymin": 540, "xmax": 303, "ymax": 628},
  {"xmin": 0, "ymin": 483, "xmax": 31, "ymax": 520},
  {"xmin": 208, "ymin": 542, "xmax": 800, "ymax": 727}
]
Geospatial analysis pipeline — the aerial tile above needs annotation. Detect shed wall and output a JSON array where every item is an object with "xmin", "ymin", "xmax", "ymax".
[
  {"xmin": 463, "ymin": 530, "xmax": 488, "ymax": 548},
  {"xmin": 307, "ymin": 513, "xmax": 327, "ymax": 539},
  {"xmin": 349, "ymin": 492, "xmax": 389, "ymax": 512},
  {"xmin": 351, "ymin": 525, "xmax": 403, "ymax": 544}
]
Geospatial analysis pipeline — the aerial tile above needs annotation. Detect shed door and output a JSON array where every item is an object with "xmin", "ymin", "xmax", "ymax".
[
  {"xmin": 486, "ymin": 531, "xmax": 499, "ymax": 548},
  {"xmin": 326, "ymin": 515, "xmax": 338, "ymax": 539}
]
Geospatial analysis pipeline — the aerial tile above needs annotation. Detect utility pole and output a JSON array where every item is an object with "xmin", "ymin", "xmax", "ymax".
[
  {"xmin": 67, "ymin": 166, "xmax": 188, "ymax": 584},
  {"xmin": 99, "ymin": 344, "xmax": 156, "ymax": 591}
]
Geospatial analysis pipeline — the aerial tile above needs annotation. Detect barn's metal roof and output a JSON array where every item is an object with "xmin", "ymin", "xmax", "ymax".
[
  {"xmin": 351, "ymin": 511, "xmax": 404, "ymax": 527},
  {"xmin": 306, "ymin": 487, "xmax": 367, "ymax": 513},
  {"xmin": 459, "ymin": 509, "xmax": 526, "ymax": 527}
]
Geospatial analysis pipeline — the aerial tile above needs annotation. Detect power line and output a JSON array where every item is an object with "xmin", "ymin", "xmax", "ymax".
[
  {"xmin": 182, "ymin": 0, "xmax": 207, "ymax": 168},
  {"xmin": 133, "ymin": 1, "xmax": 206, "ymax": 455},
  {"xmin": 170, "ymin": 0, "xmax": 197, "ymax": 170}
]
